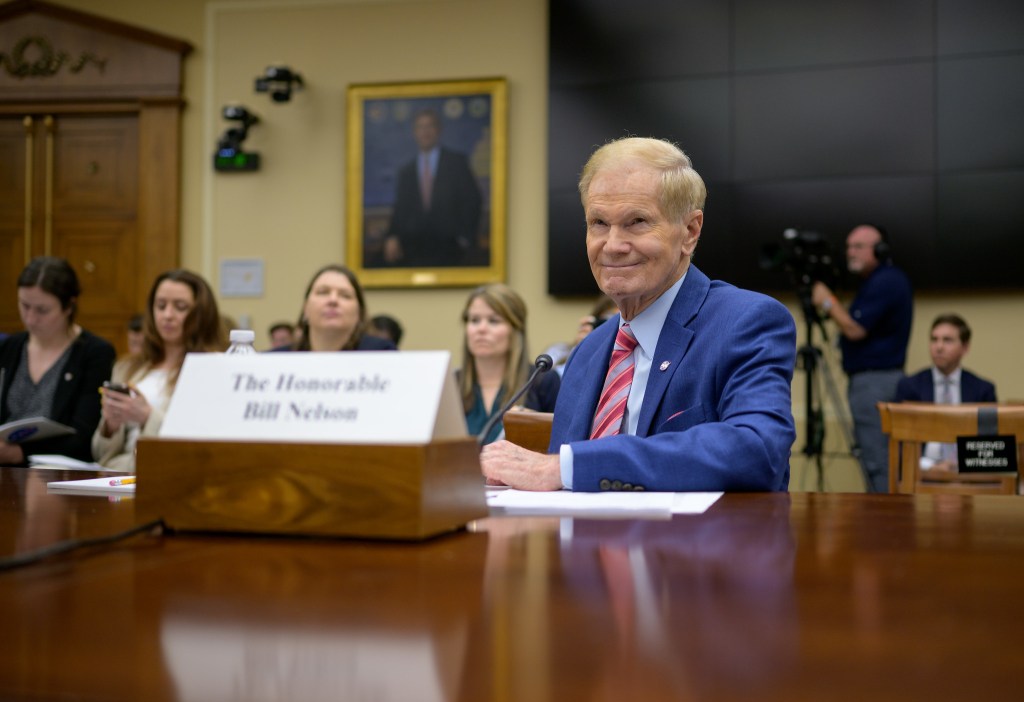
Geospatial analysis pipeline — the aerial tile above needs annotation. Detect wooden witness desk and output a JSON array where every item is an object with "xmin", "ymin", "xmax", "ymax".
[{"xmin": 2, "ymin": 467, "xmax": 1023, "ymax": 701}]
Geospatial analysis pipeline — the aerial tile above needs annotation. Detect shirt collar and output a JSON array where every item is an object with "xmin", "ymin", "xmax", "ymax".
[
  {"xmin": 420, "ymin": 147, "xmax": 440, "ymax": 169},
  {"xmin": 618, "ymin": 272, "xmax": 687, "ymax": 358},
  {"xmin": 932, "ymin": 366, "xmax": 962, "ymax": 384}
]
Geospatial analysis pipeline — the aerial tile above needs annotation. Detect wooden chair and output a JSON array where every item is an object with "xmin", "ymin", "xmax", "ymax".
[
  {"xmin": 502, "ymin": 411, "xmax": 554, "ymax": 453},
  {"xmin": 878, "ymin": 402, "xmax": 1024, "ymax": 495}
]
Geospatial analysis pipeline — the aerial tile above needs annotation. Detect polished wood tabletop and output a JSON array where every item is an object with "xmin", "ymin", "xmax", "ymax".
[{"xmin": 2, "ymin": 466, "xmax": 1023, "ymax": 701}]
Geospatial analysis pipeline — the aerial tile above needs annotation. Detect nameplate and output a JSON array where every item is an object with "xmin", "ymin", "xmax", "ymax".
[
  {"xmin": 957, "ymin": 435, "xmax": 1018, "ymax": 473},
  {"xmin": 160, "ymin": 351, "xmax": 467, "ymax": 444}
]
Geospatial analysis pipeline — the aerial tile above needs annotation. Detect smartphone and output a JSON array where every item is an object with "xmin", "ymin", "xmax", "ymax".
[{"xmin": 103, "ymin": 381, "xmax": 131, "ymax": 395}]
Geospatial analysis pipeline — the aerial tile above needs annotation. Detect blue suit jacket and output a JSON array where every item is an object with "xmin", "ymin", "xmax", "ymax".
[
  {"xmin": 894, "ymin": 368, "xmax": 997, "ymax": 403},
  {"xmin": 550, "ymin": 266, "xmax": 796, "ymax": 492}
]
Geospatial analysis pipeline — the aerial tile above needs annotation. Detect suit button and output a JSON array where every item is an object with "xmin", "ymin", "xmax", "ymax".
[
  {"xmin": 599, "ymin": 479, "xmax": 611, "ymax": 491},
  {"xmin": 622, "ymin": 483, "xmax": 633, "ymax": 490},
  {"xmin": 611, "ymin": 480, "xmax": 622, "ymax": 490},
  {"xmin": 634, "ymin": 485, "xmax": 645, "ymax": 491}
]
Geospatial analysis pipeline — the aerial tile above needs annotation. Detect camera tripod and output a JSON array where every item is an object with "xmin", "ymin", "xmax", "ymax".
[{"xmin": 795, "ymin": 287, "xmax": 855, "ymax": 491}]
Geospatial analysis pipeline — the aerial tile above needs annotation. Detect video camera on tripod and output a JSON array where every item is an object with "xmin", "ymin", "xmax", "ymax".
[
  {"xmin": 759, "ymin": 228, "xmax": 854, "ymax": 490},
  {"xmin": 759, "ymin": 228, "xmax": 842, "ymax": 294}
]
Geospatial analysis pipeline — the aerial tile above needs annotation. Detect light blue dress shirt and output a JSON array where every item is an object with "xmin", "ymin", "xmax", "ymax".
[
  {"xmin": 559, "ymin": 272, "xmax": 687, "ymax": 488},
  {"xmin": 419, "ymin": 148, "xmax": 440, "ymax": 180},
  {"xmin": 921, "ymin": 366, "xmax": 962, "ymax": 469}
]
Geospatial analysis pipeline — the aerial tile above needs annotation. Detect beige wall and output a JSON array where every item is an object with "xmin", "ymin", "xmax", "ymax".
[{"xmin": 57, "ymin": 0, "xmax": 1024, "ymax": 491}]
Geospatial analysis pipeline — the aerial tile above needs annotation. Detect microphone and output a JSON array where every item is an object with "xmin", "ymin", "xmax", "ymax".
[{"xmin": 477, "ymin": 354, "xmax": 553, "ymax": 447}]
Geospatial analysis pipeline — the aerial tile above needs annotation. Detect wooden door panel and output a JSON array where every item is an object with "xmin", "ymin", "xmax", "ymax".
[
  {"xmin": 0, "ymin": 225, "xmax": 26, "ymax": 334},
  {"xmin": 0, "ymin": 117, "xmax": 34, "ymax": 271},
  {"xmin": 49, "ymin": 114, "xmax": 140, "ymax": 356},
  {"xmin": 0, "ymin": 225, "xmax": 29, "ymax": 281},
  {"xmin": 52, "ymin": 115, "xmax": 138, "ymax": 219},
  {"xmin": 83, "ymin": 319, "xmax": 125, "ymax": 356},
  {"xmin": 53, "ymin": 221, "xmax": 136, "ymax": 319},
  {"xmin": 0, "ymin": 118, "xmax": 28, "ymax": 222}
]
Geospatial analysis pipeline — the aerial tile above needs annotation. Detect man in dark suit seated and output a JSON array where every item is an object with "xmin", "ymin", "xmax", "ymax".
[
  {"xmin": 896, "ymin": 313, "xmax": 997, "ymax": 403},
  {"xmin": 895, "ymin": 313, "xmax": 997, "ymax": 470},
  {"xmin": 480, "ymin": 137, "xmax": 796, "ymax": 492}
]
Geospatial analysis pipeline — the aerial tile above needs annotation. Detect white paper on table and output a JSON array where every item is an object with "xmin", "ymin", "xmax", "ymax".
[
  {"xmin": 486, "ymin": 489, "xmax": 723, "ymax": 518},
  {"xmin": 46, "ymin": 476, "xmax": 136, "ymax": 497},
  {"xmin": 671, "ymin": 492, "xmax": 723, "ymax": 514}
]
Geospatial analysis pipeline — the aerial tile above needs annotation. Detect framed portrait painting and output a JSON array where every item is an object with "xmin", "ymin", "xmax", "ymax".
[{"xmin": 346, "ymin": 77, "xmax": 507, "ymax": 288}]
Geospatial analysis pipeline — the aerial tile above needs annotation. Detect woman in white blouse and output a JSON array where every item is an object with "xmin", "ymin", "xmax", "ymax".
[{"xmin": 92, "ymin": 270, "xmax": 225, "ymax": 470}]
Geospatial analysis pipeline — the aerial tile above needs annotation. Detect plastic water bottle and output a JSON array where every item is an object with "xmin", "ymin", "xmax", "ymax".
[{"xmin": 226, "ymin": 329, "xmax": 257, "ymax": 354}]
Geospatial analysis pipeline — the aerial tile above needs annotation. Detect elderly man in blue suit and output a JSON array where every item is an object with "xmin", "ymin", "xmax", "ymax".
[{"xmin": 480, "ymin": 137, "xmax": 796, "ymax": 492}]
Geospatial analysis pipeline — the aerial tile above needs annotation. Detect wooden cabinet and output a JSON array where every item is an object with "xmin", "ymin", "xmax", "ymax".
[{"xmin": 0, "ymin": 0, "xmax": 191, "ymax": 354}]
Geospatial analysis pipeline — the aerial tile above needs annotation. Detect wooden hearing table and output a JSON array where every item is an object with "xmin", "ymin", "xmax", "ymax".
[{"xmin": 1, "ymin": 466, "xmax": 1023, "ymax": 701}]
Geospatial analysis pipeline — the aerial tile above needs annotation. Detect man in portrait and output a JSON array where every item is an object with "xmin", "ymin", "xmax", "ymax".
[{"xmin": 383, "ymin": 108, "xmax": 482, "ymax": 268}]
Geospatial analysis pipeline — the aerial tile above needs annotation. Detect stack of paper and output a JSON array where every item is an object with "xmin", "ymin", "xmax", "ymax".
[{"xmin": 46, "ymin": 476, "xmax": 136, "ymax": 497}]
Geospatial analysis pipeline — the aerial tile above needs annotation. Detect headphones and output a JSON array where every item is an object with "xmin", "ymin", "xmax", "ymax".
[{"xmin": 867, "ymin": 223, "xmax": 892, "ymax": 263}]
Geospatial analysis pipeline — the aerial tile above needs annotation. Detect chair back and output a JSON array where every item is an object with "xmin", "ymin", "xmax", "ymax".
[
  {"xmin": 503, "ymin": 411, "xmax": 554, "ymax": 453},
  {"xmin": 878, "ymin": 402, "xmax": 1024, "ymax": 495}
]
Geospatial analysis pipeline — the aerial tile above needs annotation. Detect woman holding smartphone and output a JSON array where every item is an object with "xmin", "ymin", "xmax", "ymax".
[
  {"xmin": 92, "ymin": 270, "xmax": 225, "ymax": 470},
  {"xmin": 0, "ymin": 257, "xmax": 115, "ymax": 464}
]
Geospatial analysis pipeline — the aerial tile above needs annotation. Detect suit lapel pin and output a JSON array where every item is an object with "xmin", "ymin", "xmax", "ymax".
[
  {"xmin": 64, "ymin": 372, "xmax": 73, "ymax": 381},
  {"xmin": 659, "ymin": 361, "xmax": 670, "ymax": 371}
]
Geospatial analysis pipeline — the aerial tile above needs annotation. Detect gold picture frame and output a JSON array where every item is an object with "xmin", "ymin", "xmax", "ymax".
[{"xmin": 346, "ymin": 78, "xmax": 507, "ymax": 288}]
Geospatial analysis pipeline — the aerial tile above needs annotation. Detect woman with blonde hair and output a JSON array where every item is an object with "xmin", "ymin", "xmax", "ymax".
[
  {"xmin": 459, "ymin": 284, "xmax": 559, "ymax": 444},
  {"xmin": 93, "ymin": 270, "xmax": 225, "ymax": 470}
]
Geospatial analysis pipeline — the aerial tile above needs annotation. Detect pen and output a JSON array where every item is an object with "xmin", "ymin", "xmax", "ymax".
[{"xmin": 109, "ymin": 477, "xmax": 136, "ymax": 486}]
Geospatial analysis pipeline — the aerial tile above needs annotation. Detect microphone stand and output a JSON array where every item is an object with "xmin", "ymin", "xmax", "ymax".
[{"xmin": 477, "ymin": 354, "xmax": 553, "ymax": 448}]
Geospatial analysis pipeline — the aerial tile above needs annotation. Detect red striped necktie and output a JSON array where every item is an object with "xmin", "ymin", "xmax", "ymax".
[{"xmin": 590, "ymin": 323, "xmax": 639, "ymax": 439}]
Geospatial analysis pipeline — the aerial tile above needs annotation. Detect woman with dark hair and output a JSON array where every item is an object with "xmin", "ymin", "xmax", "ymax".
[
  {"xmin": 283, "ymin": 264, "xmax": 394, "ymax": 351},
  {"xmin": 459, "ymin": 284, "xmax": 559, "ymax": 444},
  {"xmin": 1, "ymin": 257, "xmax": 115, "ymax": 464},
  {"xmin": 92, "ymin": 270, "xmax": 226, "ymax": 470}
]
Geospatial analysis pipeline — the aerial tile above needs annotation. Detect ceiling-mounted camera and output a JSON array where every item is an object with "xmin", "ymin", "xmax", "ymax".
[
  {"xmin": 213, "ymin": 104, "xmax": 261, "ymax": 172},
  {"xmin": 254, "ymin": 65, "xmax": 304, "ymax": 103}
]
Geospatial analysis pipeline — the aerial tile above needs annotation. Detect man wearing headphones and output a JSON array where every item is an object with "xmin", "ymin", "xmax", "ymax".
[{"xmin": 812, "ymin": 224, "xmax": 913, "ymax": 492}]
